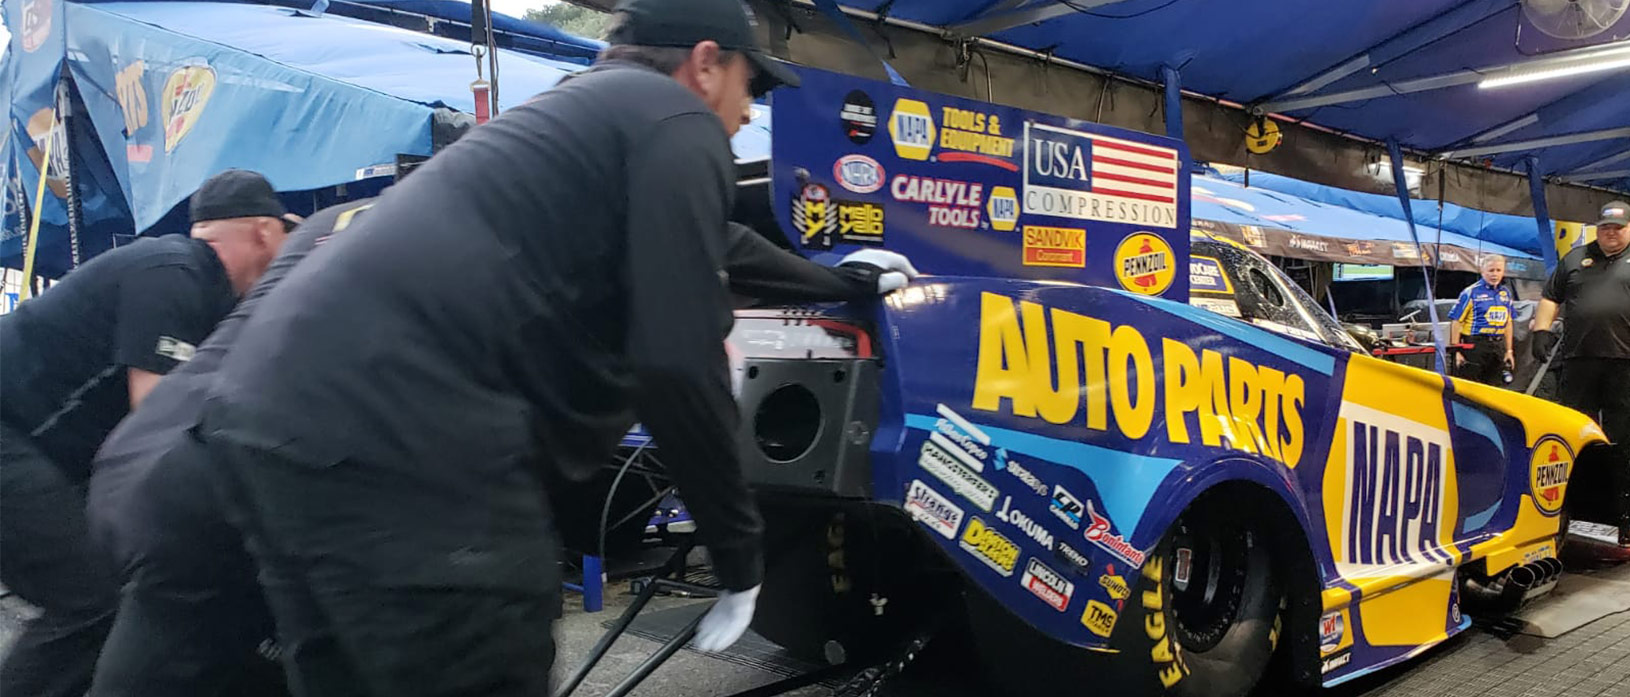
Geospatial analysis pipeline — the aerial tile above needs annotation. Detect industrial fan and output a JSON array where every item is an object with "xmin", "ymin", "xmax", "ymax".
[{"xmin": 1519, "ymin": 0, "xmax": 1630, "ymax": 52}]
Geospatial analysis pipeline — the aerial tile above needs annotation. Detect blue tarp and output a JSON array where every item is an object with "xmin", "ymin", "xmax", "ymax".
[{"xmin": 1217, "ymin": 171, "xmax": 1543, "ymax": 257}]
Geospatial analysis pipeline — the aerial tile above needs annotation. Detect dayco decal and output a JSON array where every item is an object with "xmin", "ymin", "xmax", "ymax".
[
  {"xmin": 834, "ymin": 155, "xmax": 884, "ymax": 194},
  {"xmin": 905, "ymin": 479, "xmax": 965, "ymax": 540},
  {"xmin": 996, "ymin": 496, "xmax": 1056, "ymax": 551},
  {"xmin": 1528, "ymin": 436, "xmax": 1573, "ymax": 516},
  {"xmin": 1084, "ymin": 501, "xmax": 1146, "ymax": 567},
  {"xmin": 22, "ymin": 0, "xmax": 53, "ymax": 52},
  {"xmin": 971, "ymin": 292, "xmax": 1308, "ymax": 469},
  {"xmin": 1022, "ymin": 121, "xmax": 1179, "ymax": 229},
  {"xmin": 888, "ymin": 98, "xmax": 935, "ymax": 161},
  {"xmin": 1115, "ymin": 232, "xmax": 1176, "ymax": 295},
  {"xmin": 1050, "ymin": 485, "xmax": 1084, "ymax": 529},
  {"xmin": 1339, "ymin": 403, "xmax": 1452, "ymax": 568},
  {"xmin": 1099, "ymin": 570, "xmax": 1131, "ymax": 601},
  {"xmin": 1081, "ymin": 599, "xmax": 1118, "ymax": 637},
  {"xmin": 987, "ymin": 186, "xmax": 1019, "ymax": 232},
  {"xmin": 919, "ymin": 439, "xmax": 999, "ymax": 512},
  {"xmin": 936, "ymin": 106, "xmax": 1017, "ymax": 170},
  {"xmin": 1141, "ymin": 557, "xmax": 1190, "ymax": 688},
  {"xmin": 840, "ymin": 90, "xmax": 878, "ymax": 145},
  {"xmin": 1022, "ymin": 225, "xmax": 1086, "ymax": 268},
  {"xmin": 891, "ymin": 175, "xmax": 984, "ymax": 229},
  {"xmin": 959, "ymin": 517, "xmax": 1020, "ymax": 576},
  {"xmin": 995, "ymin": 450, "xmax": 1048, "ymax": 496},
  {"xmin": 1023, "ymin": 558, "xmax": 1075, "ymax": 612},
  {"xmin": 162, "ymin": 61, "xmax": 217, "ymax": 152}
]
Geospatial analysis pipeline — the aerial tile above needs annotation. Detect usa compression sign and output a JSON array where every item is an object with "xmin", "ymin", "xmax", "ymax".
[{"xmin": 770, "ymin": 66, "xmax": 1191, "ymax": 300}]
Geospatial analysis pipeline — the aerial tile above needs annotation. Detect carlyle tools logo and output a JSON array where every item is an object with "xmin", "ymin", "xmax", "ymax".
[{"xmin": 162, "ymin": 62, "xmax": 218, "ymax": 152}]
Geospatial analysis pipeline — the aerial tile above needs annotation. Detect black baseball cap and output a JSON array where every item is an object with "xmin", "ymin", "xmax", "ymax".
[
  {"xmin": 1598, "ymin": 200, "xmax": 1628, "ymax": 229},
  {"xmin": 606, "ymin": 0, "xmax": 800, "ymax": 97},
  {"xmin": 190, "ymin": 169, "xmax": 288, "ymax": 223}
]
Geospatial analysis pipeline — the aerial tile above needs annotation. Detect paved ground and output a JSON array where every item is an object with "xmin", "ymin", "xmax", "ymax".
[{"xmin": 6, "ymin": 569, "xmax": 1630, "ymax": 697}]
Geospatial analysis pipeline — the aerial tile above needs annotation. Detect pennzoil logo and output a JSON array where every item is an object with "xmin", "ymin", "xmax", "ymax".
[
  {"xmin": 22, "ymin": 0, "xmax": 54, "ymax": 52},
  {"xmin": 888, "ymin": 98, "xmax": 935, "ymax": 161},
  {"xmin": 162, "ymin": 62, "xmax": 218, "ymax": 152},
  {"xmin": 1114, "ymin": 232, "xmax": 1175, "ymax": 295},
  {"xmin": 1528, "ymin": 436, "xmax": 1572, "ymax": 517}
]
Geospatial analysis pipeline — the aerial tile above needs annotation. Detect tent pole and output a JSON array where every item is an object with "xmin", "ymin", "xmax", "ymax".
[
  {"xmin": 1161, "ymin": 65, "xmax": 1184, "ymax": 145},
  {"xmin": 1387, "ymin": 138, "xmax": 1447, "ymax": 376},
  {"xmin": 1526, "ymin": 156, "xmax": 1557, "ymax": 276}
]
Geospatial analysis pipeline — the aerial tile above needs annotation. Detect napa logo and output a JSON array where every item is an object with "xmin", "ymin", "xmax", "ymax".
[
  {"xmin": 163, "ymin": 62, "xmax": 218, "ymax": 152},
  {"xmin": 1338, "ymin": 403, "xmax": 1453, "ymax": 571},
  {"xmin": 888, "ymin": 98, "xmax": 935, "ymax": 161},
  {"xmin": 987, "ymin": 186, "xmax": 1018, "ymax": 232},
  {"xmin": 1528, "ymin": 436, "xmax": 1572, "ymax": 517}
]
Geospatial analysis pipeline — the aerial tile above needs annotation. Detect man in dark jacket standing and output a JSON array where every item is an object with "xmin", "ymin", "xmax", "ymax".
[
  {"xmin": 194, "ymin": 1, "xmax": 820, "ymax": 693},
  {"xmin": 0, "ymin": 170, "xmax": 288, "ymax": 697}
]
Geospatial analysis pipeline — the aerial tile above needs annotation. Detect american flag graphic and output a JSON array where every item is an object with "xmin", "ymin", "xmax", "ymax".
[{"xmin": 1023, "ymin": 122, "xmax": 1181, "ymax": 228}]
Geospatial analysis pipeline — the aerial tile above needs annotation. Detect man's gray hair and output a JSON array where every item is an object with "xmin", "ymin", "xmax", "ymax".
[{"xmin": 1479, "ymin": 254, "xmax": 1506, "ymax": 270}]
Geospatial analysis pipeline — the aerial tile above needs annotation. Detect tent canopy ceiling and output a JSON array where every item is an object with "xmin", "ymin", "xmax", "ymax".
[{"xmin": 698, "ymin": 0, "xmax": 1630, "ymax": 195}]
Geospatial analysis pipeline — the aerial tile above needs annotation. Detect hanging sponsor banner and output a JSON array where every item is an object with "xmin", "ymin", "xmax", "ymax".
[
  {"xmin": 772, "ymin": 66, "xmax": 1190, "ymax": 299},
  {"xmin": 1193, "ymin": 220, "xmax": 1545, "ymax": 280}
]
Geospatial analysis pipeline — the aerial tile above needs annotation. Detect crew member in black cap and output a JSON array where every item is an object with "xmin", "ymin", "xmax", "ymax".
[
  {"xmin": 1531, "ymin": 200, "xmax": 1630, "ymax": 446},
  {"xmin": 0, "ymin": 169, "xmax": 288, "ymax": 697},
  {"xmin": 190, "ymin": 0, "xmax": 813, "ymax": 693}
]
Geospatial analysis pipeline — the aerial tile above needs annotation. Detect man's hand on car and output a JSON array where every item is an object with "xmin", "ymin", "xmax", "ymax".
[
  {"xmin": 693, "ymin": 584, "xmax": 761, "ymax": 652},
  {"xmin": 1530, "ymin": 329, "xmax": 1559, "ymax": 363},
  {"xmin": 839, "ymin": 249, "xmax": 921, "ymax": 294}
]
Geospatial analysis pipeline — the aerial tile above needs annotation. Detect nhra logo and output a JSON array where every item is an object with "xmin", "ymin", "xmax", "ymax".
[
  {"xmin": 987, "ymin": 186, "xmax": 1018, "ymax": 232},
  {"xmin": 905, "ymin": 480, "xmax": 964, "ymax": 540},
  {"xmin": 1114, "ymin": 232, "xmax": 1176, "ymax": 296},
  {"xmin": 888, "ymin": 98, "xmax": 935, "ymax": 161},
  {"xmin": 959, "ymin": 517, "xmax": 1020, "ymax": 576},
  {"xmin": 834, "ymin": 155, "xmax": 884, "ymax": 194},
  {"xmin": 1340, "ymin": 404, "xmax": 1453, "ymax": 568},
  {"xmin": 1080, "ymin": 599, "xmax": 1118, "ymax": 637},
  {"xmin": 1050, "ymin": 486, "xmax": 1084, "ymax": 529},
  {"xmin": 162, "ymin": 62, "xmax": 217, "ymax": 152},
  {"xmin": 1528, "ymin": 436, "xmax": 1573, "ymax": 517},
  {"xmin": 1022, "ymin": 558, "xmax": 1075, "ymax": 612}
]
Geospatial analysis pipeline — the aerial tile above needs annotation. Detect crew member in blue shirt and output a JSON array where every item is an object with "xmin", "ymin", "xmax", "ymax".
[{"xmin": 1449, "ymin": 254, "xmax": 1515, "ymax": 385}]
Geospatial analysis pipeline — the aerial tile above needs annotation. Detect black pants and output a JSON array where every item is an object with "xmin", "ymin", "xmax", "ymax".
[
  {"xmin": 1456, "ymin": 335, "xmax": 1508, "ymax": 386},
  {"xmin": 0, "ymin": 422, "xmax": 119, "ymax": 697},
  {"xmin": 206, "ymin": 438, "xmax": 560, "ymax": 697},
  {"xmin": 1558, "ymin": 358, "xmax": 1630, "ymax": 445},
  {"xmin": 87, "ymin": 433, "xmax": 286, "ymax": 697}
]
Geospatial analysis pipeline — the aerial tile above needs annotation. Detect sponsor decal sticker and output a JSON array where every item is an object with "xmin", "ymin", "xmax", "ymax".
[
  {"xmin": 1319, "ymin": 611, "xmax": 1346, "ymax": 655},
  {"xmin": 1081, "ymin": 599, "xmax": 1118, "ymax": 637},
  {"xmin": 837, "ymin": 201, "xmax": 886, "ymax": 245},
  {"xmin": 1050, "ymin": 486, "xmax": 1084, "ymax": 529},
  {"xmin": 936, "ymin": 106, "xmax": 1017, "ymax": 170},
  {"xmin": 919, "ymin": 439, "xmax": 999, "ymax": 512},
  {"xmin": 1099, "ymin": 570, "xmax": 1130, "ymax": 601},
  {"xmin": 1023, "ymin": 558, "xmax": 1075, "ymax": 611},
  {"xmin": 1188, "ymin": 255, "xmax": 1233, "ymax": 294},
  {"xmin": 1338, "ymin": 403, "xmax": 1453, "ymax": 573},
  {"xmin": 905, "ymin": 480, "xmax": 964, "ymax": 540},
  {"xmin": 162, "ymin": 61, "xmax": 217, "ymax": 152},
  {"xmin": 834, "ymin": 154, "xmax": 884, "ymax": 194},
  {"xmin": 840, "ymin": 90, "xmax": 878, "ymax": 145},
  {"xmin": 793, "ymin": 183, "xmax": 883, "ymax": 249},
  {"xmin": 1524, "ymin": 544, "xmax": 1556, "ymax": 564},
  {"xmin": 959, "ymin": 517, "xmax": 1020, "ymax": 576},
  {"xmin": 1321, "ymin": 651, "xmax": 1352, "ymax": 675},
  {"xmin": 1084, "ymin": 501, "xmax": 1146, "ymax": 568},
  {"xmin": 995, "ymin": 496, "xmax": 1056, "ymax": 550},
  {"xmin": 1114, "ymin": 232, "xmax": 1176, "ymax": 295},
  {"xmin": 1190, "ymin": 296, "xmax": 1241, "ymax": 318},
  {"xmin": 987, "ymin": 186, "xmax": 1019, "ymax": 231},
  {"xmin": 891, "ymin": 175, "xmax": 984, "ymax": 229},
  {"xmin": 1055, "ymin": 542, "xmax": 1093, "ymax": 576},
  {"xmin": 1022, "ymin": 121, "xmax": 1179, "ymax": 228},
  {"xmin": 1528, "ymin": 436, "xmax": 1573, "ymax": 517},
  {"xmin": 1022, "ymin": 225, "xmax": 1086, "ymax": 268},
  {"xmin": 997, "ymin": 451, "xmax": 1048, "ymax": 496},
  {"xmin": 888, "ymin": 98, "xmax": 935, "ymax": 161}
]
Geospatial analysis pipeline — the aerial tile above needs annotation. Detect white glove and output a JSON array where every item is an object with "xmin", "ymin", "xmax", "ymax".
[
  {"xmin": 692, "ymin": 584, "xmax": 760, "ymax": 653},
  {"xmin": 839, "ymin": 249, "xmax": 920, "ymax": 295}
]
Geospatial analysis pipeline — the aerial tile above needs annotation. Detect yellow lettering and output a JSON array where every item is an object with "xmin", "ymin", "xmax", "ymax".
[
  {"xmin": 1144, "ymin": 611, "xmax": 1165, "ymax": 640},
  {"xmin": 1163, "ymin": 339, "xmax": 1203, "ymax": 445},
  {"xmin": 1141, "ymin": 556, "xmax": 1163, "ymax": 583},
  {"xmin": 1109, "ymin": 325, "xmax": 1155, "ymax": 439},
  {"xmin": 972, "ymin": 293, "xmax": 1035, "ymax": 417},
  {"xmin": 1054, "ymin": 309, "xmax": 1111, "ymax": 431},
  {"xmin": 1197, "ymin": 350, "xmax": 1231, "ymax": 447},
  {"xmin": 1228, "ymin": 357, "xmax": 1266, "ymax": 455},
  {"xmin": 1021, "ymin": 301, "xmax": 1077, "ymax": 424},
  {"xmin": 1150, "ymin": 635, "xmax": 1175, "ymax": 663},
  {"xmin": 1159, "ymin": 663, "xmax": 1186, "ymax": 688},
  {"xmin": 1141, "ymin": 588, "xmax": 1164, "ymax": 612},
  {"xmin": 1280, "ymin": 374, "xmax": 1306, "ymax": 468},
  {"xmin": 1257, "ymin": 366, "xmax": 1286, "ymax": 464},
  {"xmin": 989, "ymin": 115, "xmax": 1002, "ymax": 136}
]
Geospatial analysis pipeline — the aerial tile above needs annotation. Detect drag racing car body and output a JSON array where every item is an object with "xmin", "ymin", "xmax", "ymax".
[{"xmin": 632, "ymin": 68, "xmax": 1616, "ymax": 696}]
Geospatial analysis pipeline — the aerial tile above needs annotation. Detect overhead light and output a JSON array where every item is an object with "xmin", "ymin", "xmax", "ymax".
[{"xmin": 1480, "ymin": 42, "xmax": 1630, "ymax": 89}]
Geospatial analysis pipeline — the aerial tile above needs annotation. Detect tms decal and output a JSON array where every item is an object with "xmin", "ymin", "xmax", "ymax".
[
  {"xmin": 1050, "ymin": 486, "xmax": 1084, "ymax": 529},
  {"xmin": 960, "ymin": 517, "xmax": 1021, "ymax": 577},
  {"xmin": 1022, "ymin": 121, "xmax": 1179, "ymax": 228},
  {"xmin": 1339, "ymin": 403, "xmax": 1453, "ymax": 571},
  {"xmin": 1528, "ymin": 436, "xmax": 1572, "ymax": 516},
  {"xmin": 888, "ymin": 98, "xmax": 935, "ymax": 161},
  {"xmin": 834, "ymin": 155, "xmax": 884, "ymax": 194},
  {"xmin": 905, "ymin": 480, "xmax": 965, "ymax": 540},
  {"xmin": 971, "ymin": 293, "xmax": 1308, "ymax": 469},
  {"xmin": 1081, "ymin": 599, "xmax": 1118, "ymax": 637},
  {"xmin": 996, "ymin": 496, "xmax": 1056, "ymax": 551},
  {"xmin": 1022, "ymin": 558, "xmax": 1075, "ymax": 611}
]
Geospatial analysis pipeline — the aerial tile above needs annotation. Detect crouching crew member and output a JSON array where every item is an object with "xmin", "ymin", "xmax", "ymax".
[{"xmin": 1450, "ymin": 255, "xmax": 1515, "ymax": 386}]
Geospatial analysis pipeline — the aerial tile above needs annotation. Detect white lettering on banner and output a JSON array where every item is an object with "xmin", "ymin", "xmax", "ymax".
[
  {"xmin": 1022, "ymin": 558, "xmax": 1075, "ymax": 611},
  {"xmin": 1338, "ymin": 403, "xmax": 1453, "ymax": 578},
  {"xmin": 1003, "ymin": 458, "xmax": 1049, "ymax": 496},
  {"xmin": 936, "ymin": 403, "xmax": 991, "ymax": 444},
  {"xmin": 997, "ymin": 496, "xmax": 1056, "ymax": 550},
  {"xmin": 891, "ymin": 175, "xmax": 985, "ymax": 206},
  {"xmin": 905, "ymin": 480, "xmax": 964, "ymax": 540},
  {"xmin": 1022, "ymin": 121, "xmax": 1179, "ymax": 229},
  {"xmin": 919, "ymin": 440, "xmax": 999, "ymax": 512}
]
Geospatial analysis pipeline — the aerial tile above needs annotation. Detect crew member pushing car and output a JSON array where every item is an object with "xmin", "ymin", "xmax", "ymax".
[
  {"xmin": 1450, "ymin": 255, "xmax": 1515, "ymax": 386},
  {"xmin": 1531, "ymin": 200, "xmax": 1630, "ymax": 446}
]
